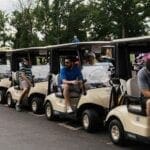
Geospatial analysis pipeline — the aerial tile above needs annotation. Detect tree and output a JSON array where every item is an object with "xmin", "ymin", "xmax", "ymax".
[
  {"xmin": 89, "ymin": 0, "xmax": 149, "ymax": 39},
  {"xmin": 33, "ymin": 0, "xmax": 54, "ymax": 45},
  {"xmin": 8, "ymin": 0, "xmax": 150, "ymax": 47},
  {"xmin": 87, "ymin": 0, "xmax": 113, "ymax": 40},
  {"xmin": 62, "ymin": 0, "xmax": 90, "ymax": 43},
  {"xmin": 10, "ymin": 0, "xmax": 39, "ymax": 48},
  {"xmin": 34, "ymin": 0, "xmax": 89, "ymax": 44},
  {"xmin": 0, "ymin": 10, "xmax": 10, "ymax": 46},
  {"xmin": 50, "ymin": 0, "xmax": 89, "ymax": 43}
]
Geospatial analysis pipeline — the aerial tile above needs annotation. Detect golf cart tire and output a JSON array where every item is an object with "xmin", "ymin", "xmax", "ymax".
[
  {"xmin": 31, "ymin": 97, "xmax": 44, "ymax": 114},
  {"xmin": 82, "ymin": 109, "xmax": 100, "ymax": 133},
  {"xmin": 45, "ymin": 102, "xmax": 56, "ymax": 121},
  {"xmin": 0, "ymin": 89, "xmax": 6, "ymax": 104},
  {"xmin": 109, "ymin": 119, "xmax": 125, "ymax": 145},
  {"xmin": 7, "ymin": 93, "xmax": 15, "ymax": 108}
]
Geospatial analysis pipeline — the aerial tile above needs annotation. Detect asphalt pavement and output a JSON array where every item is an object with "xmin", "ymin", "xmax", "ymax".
[{"xmin": 0, "ymin": 104, "xmax": 149, "ymax": 150}]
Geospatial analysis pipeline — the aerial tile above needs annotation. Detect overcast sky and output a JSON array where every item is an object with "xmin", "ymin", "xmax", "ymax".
[
  {"xmin": 0, "ymin": 0, "xmax": 89, "ymax": 13},
  {"xmin": 0, "ymin": 0, "xmax": 37, "ymax": 13},
  {"xmin": 0, "ymin": 0, "xmax": 16, "ymax": 13},
  {"xmin": 0, "ymin": 0, "xmax": 83, "ymax": 13}
]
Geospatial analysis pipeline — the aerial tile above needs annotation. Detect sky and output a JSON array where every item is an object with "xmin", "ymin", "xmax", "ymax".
[
  {"xmin": 0, "ymin": 0, "xmax": 88, "ymax": 13},
  {"xmin": 0, "ymin": 0, "xmax": 16, "ymax": 13},
  {"xmin": 0, "ymin": 0, "xmax": 70, "ymax": 13},
  {"xmin": 0, "ymin": 0, "xmax": 149, "ymax": 29},
  {"xmin": 0, "ymin": 0, "xmax": 39, "ymax": 13}
]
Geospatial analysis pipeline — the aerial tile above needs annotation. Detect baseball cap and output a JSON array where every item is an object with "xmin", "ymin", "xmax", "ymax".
[{"xmin": 143, "ymin": 53, "xmax": 150, "ymax": 62}]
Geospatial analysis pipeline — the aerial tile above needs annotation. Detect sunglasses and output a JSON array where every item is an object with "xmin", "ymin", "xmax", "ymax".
[{"xmin": 65, "ymin": 61, "xmax": 70, "ymax": 64}]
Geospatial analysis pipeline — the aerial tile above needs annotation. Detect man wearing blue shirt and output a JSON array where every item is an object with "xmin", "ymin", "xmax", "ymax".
[{"xmin": 60, "ymin": 56, "xmax": 83, "ymax": 113}]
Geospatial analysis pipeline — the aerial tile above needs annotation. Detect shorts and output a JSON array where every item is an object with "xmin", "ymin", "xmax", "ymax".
[
  {"xmin": 20, "ymin": 80, "xmax": 30, "ymax": 89},
  {"xmin": 61, "ymin": 84, "xmax": 81, "ymax": 93}
]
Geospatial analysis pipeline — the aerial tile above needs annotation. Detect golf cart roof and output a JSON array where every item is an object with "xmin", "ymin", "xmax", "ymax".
[
  {"xmin": 112, "ymin": 36, "xmax": 150, "ymax": 44},
  {"xmin": 11, "ymin": 46, "xmax": 47, "ymax": 52},
  {"xmin": 1, "ymin": 41, "xmax": 112, "ymax": 53},
  {"xmin": 0, "ymin": 47, "xmax": 13, "ymax": 52},
  {"xmin": 45, "ymin": 41, "xmax": 112, "ymax": 50},
  {"xmin": 0, "ymin": 46, "xmax": 47, "ymax": 53}
]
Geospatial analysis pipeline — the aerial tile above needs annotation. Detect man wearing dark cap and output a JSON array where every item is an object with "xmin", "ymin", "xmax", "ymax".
[
  {"xmin": 137, "ymin": 55, "xmax": 150, "ymax": 116},
  {"xmin": 60, "ymin": 56, "xmax": 83, "ymax": 113}
]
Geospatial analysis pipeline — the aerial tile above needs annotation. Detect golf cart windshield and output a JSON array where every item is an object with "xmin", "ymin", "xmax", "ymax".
[
  {"xmin": 27, "ymin": 54, "xmax": 49, "ymax": 82},
  {"xmin": 82, "ymin": 62, "xmax": 112, "ymax": 87},
  {"xmin": 81, "ymin": 47, "xmax": 114, "ymax": 88},
  {"xmin": 0, "ymin": 54, "xmax": 11, "ymax": 79},
  {"xmin": 31, "ymin": 55, "xmax": 49, "ymax": 82},
  {"xmin": 10, "ymin": 49, "xmax": 49, "ymax": 83}
]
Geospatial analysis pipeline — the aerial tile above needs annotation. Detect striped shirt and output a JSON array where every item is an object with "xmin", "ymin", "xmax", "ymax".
[{"xmin": 20, "ymin": 64, "xmax": 32, "ymax": 81}]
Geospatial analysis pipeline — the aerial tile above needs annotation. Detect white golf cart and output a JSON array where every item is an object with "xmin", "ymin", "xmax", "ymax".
[
  {"xmin": 44, "ymin": 42, "xmax": 124, "ymax": 132},
  {"xmin": 105, "ymin": 36, "xmax": 150, "ymax": 145},
  {"xmin": 0, "ymin": 48, "xmax": 12, "ymax": 104},
  {"xmin": 106, "ymin": 77, "xmax": 150, "ymax": 145},
  {"xmin": 6, "ymin": 47, "xmax": 49, "ymax": 113}
]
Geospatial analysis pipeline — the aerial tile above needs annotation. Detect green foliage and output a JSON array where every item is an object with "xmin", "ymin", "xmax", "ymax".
[
  {"xmin": 48, "ymin": 0, "xmax": 89, "ymax": 44},
  {"xmin": 0, "ymin": 0, "xmax": 149, "ymax": 48},
  {"xmin": 89, "ymin": 0, "xmax": 149, "ymax": 39},
  {"xmin": 0, "ymin": 10, "xmax": 9, "ymax": 46},
  {"xmin": 62, "ymin": 0, "xmax": 90, "ymax": 42},
  {"xmin": 10, "ymin": 8, "xmax": 40, "ymax": 48},
  {"xmin": 32, "ymin": 0, "xmax": 89, "ymax": 44}
]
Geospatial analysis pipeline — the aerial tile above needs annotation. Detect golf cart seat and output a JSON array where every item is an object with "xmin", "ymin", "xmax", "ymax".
[
  {"xmin": 126, "ymin": 77, "xmax": 140, "ymax": 97},
  {"xmin": 55, "ymin": 74, "xmax": 81, "ymax": 98},
  {"xmin": 126, "ymin": 77, "xmax": 146, "ymax": 115},
  {"xmin": 120, "ymin": 79, "xmax": 127, "ymax": 95},
  {"xmin": 12, "ymin": 71, "xmax": 21, "ymax": 89}
]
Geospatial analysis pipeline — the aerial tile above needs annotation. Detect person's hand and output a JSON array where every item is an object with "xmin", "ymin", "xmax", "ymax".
[
  {"xmin": 78, "ymin": 80, "xmax": 83, "ymax": 84},
  {"xmin": 27, "ymin": 80, "xmax": 33, "ymax": 87},
  {"xmin": 29, "ymin": 82, "xmax": 33, "ymax": 87},
  {"xmin": 71, "ymin": 80, "xmax": 79, "ymax": 85}
]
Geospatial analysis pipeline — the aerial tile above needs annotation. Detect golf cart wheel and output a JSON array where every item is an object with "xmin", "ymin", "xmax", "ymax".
[
  {"xmin": 82, "ymin": 109, "xmax": 100, "ymax": 132},
  {"xmin": 109, "ymin": 119, "xmax": 125, "ymax": 145},
  {"xmin": 7, "ymin": 93, "xmax": 15, "ymax": 108},
  {"xmin": 31, "ymin": 97, "xmax": 44, "ymax": 114},
  {"xmin": 45, "ymin": 102, "xmax": 56, "ymax": 121},
  {"xmin": 0, "ymin": 89, "xmax": 6, "ymax": 104}
]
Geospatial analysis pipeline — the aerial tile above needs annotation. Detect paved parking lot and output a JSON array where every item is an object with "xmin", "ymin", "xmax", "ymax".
[{"xmin": 0, "ymin": 104, "xmax": 149, "ymax": 150}]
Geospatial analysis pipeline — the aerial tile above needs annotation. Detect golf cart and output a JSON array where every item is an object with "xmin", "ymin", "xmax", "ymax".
[
  {"xmin": 0, "ymin": 48, "xmax": 12, "ymax": 104},
  {"xmin": 44, "ymin": 42, "xmax": 124, "ymax": 132},
  {"xmin": 105, "ymin": 36, "xmax": 150, "ymax": 145},
  {"xmin": 6, "ymin": 47, "xmax": 49, "ymax": 113}
]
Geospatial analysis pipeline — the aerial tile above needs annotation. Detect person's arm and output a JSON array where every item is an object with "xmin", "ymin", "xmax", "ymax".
[
  {"xmin": 21, "ymin": 72, "xmax": 33, "ymax": 86},
  {"xmin": 20, "ymin": 65, "xmax": 32, "ymax": 86},
  {"xmin": 71, "ymin": 67, "xmax": 83, "ymax": 84},
  {"xmin": 60, "ymin": 67, "xmax": 80, "ymax": 85},
  {"xmin": 60, "ymin": 68, "xmax": 72, "ymax": 84},
  {"xmin": 138, "ymin": 70, "xmax": 150, "ymax": 97},
  {"xmin": 77, "ymin": 67, "xmax": 83, "ymax": 82},
  {"xmin": 141, "ymin": 90, "xmax": 150, "ymax": 97},
  {"xmin": 62, "ymin": 79, "xmax": 78, "ymax": 84}
]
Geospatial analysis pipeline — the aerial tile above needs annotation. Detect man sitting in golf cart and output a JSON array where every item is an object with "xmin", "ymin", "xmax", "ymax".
[
  {"xmin": 137, "ymin": 54, "xmax": 150, "ymax": 116},
  {"xmin": 60, "ymin": 56, "xmax": 83, "ymax": 113}
]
